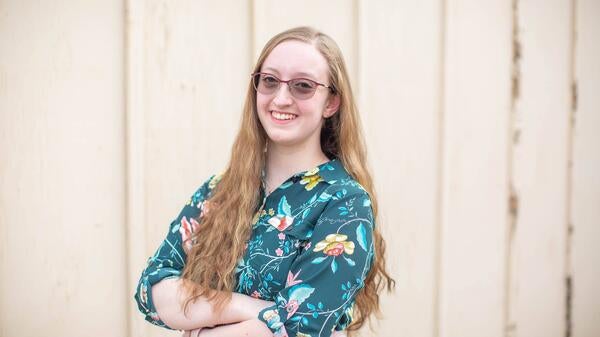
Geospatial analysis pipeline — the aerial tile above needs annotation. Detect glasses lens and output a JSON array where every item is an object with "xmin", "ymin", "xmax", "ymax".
[
  {"xmin": 254, "ymin": 73, "xmax": 279, "ymax": 94},
  {"xmin": 252, "ymin": 73, "xmax": 322, "ymax": 100},
  {"xmin": 289, "ymin": 79, "xmax": 317, "ymax": 99}
]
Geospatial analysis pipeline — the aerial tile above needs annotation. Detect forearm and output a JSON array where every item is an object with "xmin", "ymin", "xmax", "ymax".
[
  {"xmin": 194, "ymin": 322, "xmax": 348, "ymax": 337},
  {"xmin": 151, "ymin": 278, "xmax": 274, "ymax": 330},
  {"xmin": 197, "ymin": 318, "xmax": 274, "ymax": 337}
]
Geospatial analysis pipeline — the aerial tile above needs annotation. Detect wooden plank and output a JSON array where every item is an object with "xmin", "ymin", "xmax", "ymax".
[
  {"xmin": 358, "ymin": 0, "xmax": 442, "ymax": 336},
  {"xmin": 506, "ymin": 0, "xmax": 571, "ymax": 336},
  {"xmin": 572, "ymin": 0, "xmax": 600, "ymax": 336},
  {"xmin": 0, "ymin": 1, "xmax": 127, "ymax": 336},
  {"xmin": 130, "ymin": 1, "xmax": 251, "ymax": 336},
  {"xmin": 125, "ymin": 0, "xmax": 150, "ymax": 336},
  {"xmin": 439, "ymin": 1, "xmax": 512, "ymax": 336}
]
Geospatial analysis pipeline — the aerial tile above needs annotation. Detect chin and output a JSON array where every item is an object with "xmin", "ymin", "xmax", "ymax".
[{"xmin": 267, "ymin": 136, "xmax": 296, "ymax": 146}]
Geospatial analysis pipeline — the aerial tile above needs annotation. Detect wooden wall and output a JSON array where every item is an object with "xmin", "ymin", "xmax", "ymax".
[{"xmin": 0, "ymin": 1, "xmax": 598, "ymax": 336}]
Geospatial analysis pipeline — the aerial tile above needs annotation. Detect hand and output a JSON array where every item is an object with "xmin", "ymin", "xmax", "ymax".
[{"xmin": 331, "ymin": 330, "xmax": 348, "ymax": 337}]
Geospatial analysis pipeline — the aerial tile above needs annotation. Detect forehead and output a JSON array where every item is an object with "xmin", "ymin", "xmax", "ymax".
[{"xmin": 261, "ymin": 40, "xmax": 329, "ymax": 80}]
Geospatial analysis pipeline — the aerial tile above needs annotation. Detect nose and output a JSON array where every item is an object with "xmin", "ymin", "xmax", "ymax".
[{"xmin": 272, "ymin": 83, "xmax": 293, "ymax": 106}]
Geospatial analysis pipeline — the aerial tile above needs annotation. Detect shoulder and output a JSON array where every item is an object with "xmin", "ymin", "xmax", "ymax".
[
  {"xmin": 317, "ymin": 159, "xmax": 371, "ymax": 199},
  {"xmin": 323, "ymin": 175, "xmax": 372, "ymax": 205},
  {"xmin": 317, "ymin": 177, "xmax": 374, "ymax": 226},
  {"xmin": 188, "ymin": 172, "xmax": 223, "ymax": 208},
  {"xmin": 316, "ymin": 159, "xmax": 373, "ymax": 214}
]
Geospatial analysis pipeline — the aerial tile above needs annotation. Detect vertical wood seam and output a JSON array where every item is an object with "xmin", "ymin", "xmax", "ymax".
[
  {"xmin": 505, "ymin": 0, "xmax": 521, "ymax": 336},
  {"xmin": 352, "ymin": 0, "xmax": 359, "ymax": 97},
  {"xmin": 433, "ymin": 0, "xmax": 447, "ymax": 336},
  {"xmin": 249, "ymin": 0, "xmax": 255, "ymax": 69},
  {"xmin": 565, "ymin": 0, "xmax": 577, "ymax": 336},
  {"xmin": 125, "ymin": 0, "xmax": 146, "ymax": 335},
  {"xmin": 123, "ymin": 1, "xmax": 131, "ymax": 336},
  {"xmin": 356, "ymin": 0, "xmax": 366, "ymax": 117}
]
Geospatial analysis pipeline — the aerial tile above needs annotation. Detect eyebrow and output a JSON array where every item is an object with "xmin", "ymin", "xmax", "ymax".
[{"xmin": 262, "ymin": 67, "xmax": 319, "ymax": 80}]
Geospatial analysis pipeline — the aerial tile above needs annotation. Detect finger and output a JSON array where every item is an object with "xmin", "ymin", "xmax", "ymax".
[
  {"xmin": 331, "ymin": 331, "xmax": 347, "ymax": 337},
  {"xmin": 182, "ymin": 331, "xmax": 190, "ymax": 337}
]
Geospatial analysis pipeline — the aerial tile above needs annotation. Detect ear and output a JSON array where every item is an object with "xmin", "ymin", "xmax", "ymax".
[{"xmin": 323, "ymin": 94, "xmax": 340, "ymax": 118}]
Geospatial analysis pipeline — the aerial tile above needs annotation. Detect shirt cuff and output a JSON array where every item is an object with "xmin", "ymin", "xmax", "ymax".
[
  {"xmin": 135, "ymin": 269, "xmax": 181, "ymax": 329},
  {"xmin": 258, "ymin": 304, "xmax": 292, "ymax": 337}
]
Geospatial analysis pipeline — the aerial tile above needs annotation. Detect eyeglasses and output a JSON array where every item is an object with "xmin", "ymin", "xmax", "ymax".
[{"xmin": 251, "ymin": 72, "xmax": 335, "ymax": 100}]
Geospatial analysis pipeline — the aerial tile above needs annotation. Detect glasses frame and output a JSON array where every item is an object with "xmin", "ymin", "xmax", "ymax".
[{"xmin": 251, "ymin": 72, "xmax": 336, "ymax": 100}]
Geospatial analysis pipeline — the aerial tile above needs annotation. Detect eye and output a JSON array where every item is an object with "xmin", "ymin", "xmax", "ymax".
[
  {"xmin": 261, "ymin": 74, "xmax": 279, "ymax": 88},
  {"xmin": 291, "ymin": 79, "xmax": 316, "ymax": 93}
]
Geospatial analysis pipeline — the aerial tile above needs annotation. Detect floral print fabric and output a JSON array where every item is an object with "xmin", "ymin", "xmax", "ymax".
[{"xmin": 134, "ymin": 159, "xmax": 375, "ymax": 337}]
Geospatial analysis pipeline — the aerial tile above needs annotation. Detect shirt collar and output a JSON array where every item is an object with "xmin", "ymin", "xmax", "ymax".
[
  {"xmin": 261, "ymin": 157, "xmax": 350, "ymax": 189},
  {"xmin": 292, "ymin": 157, "xmax": 349, "ymax": 184}
]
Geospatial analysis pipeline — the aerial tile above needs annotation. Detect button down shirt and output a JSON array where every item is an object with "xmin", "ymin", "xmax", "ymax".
[{"xmin": 134, "ymin": 158, "xmax": 375, "ymax": 337}]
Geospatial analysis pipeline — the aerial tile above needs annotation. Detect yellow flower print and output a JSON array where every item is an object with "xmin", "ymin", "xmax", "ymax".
[
  {"xmin": 297, "ymin": 333, "xmax": 312, "ymax": 337},
  {"xmin": 300, "ymin": 170, "xmax": 324, "ymax": 191},
  {"xmin": 268, "ymin": 208, "xmax": 275, "ymax": 216},
  {"xmin": 305, "ymin": 167, "xmax": 319, "ymax": 176},
  {"xmin": 208, "ymin": 173, "xmax": 223, "ymax": 189},
  {"xmin": 313, "ymin": 234, "xmax": 355, "ymax": 256},
  {"xmin": 345, "ymin": 303, "xmax": 355, "ymax": 321}
]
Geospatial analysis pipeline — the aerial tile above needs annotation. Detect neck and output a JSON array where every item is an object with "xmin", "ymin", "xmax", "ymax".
[{"xmin": 265, "ymin": 142, "xmax": 330, "ymax": 190}]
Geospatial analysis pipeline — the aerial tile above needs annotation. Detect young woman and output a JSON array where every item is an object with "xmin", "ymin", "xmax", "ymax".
[{"xmin": 134, "ymin": 26, "xmax": 394, "ymax": 337}]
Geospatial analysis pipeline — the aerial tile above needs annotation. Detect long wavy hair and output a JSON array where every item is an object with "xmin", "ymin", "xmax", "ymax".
[{"xmin": 181, "ymin": 26, "xmax": 394, "ymax": 333}]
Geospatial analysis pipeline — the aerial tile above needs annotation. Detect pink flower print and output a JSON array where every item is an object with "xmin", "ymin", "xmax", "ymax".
[
  {"xmin": 284, "ymin": 299, "xmax": 300, "ymax": 319},
  {"xmin": 200, "ymin": 201, "xmax": 212, "ymax": 217},
  {"xmin": 325, "ymin": 242, "xmax": 345, "ymax": 256},
  {"xmin": 278, "ymin": 233, "xmax": 286, "ymax": 240},
  {"xmin": 286, "ymin": 270, "xmax": 302, "ymax": 287},
  {"xmin": 179, "ymin": 216, "xmax": 200, "ymax": 251},
  {"xmin": 313, "ymin": 234, "xmax": 355, "ymax": 256},
  {"xmin": 251, "ymin": 290, "xmax": 261, "ymax": 299},
  {"xmin": 275, "ymin": 248, "xmax": 284, "ymax": 256},
  {"xmin": 268, "ymin": 214, "xmax": 294, "ymax": 231},
  {"xmin": 305, "ymin": 242, "xmax": 311, "ymax": 250}
]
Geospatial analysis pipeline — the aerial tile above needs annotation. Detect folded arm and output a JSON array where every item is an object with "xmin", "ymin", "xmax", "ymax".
[{"xmin": 152, "ymin": 278, "xmax": 274, "ymax": 331}]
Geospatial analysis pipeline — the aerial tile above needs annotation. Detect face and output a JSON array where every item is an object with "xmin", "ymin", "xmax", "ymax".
[{"xmin": 255, "ymin": 40, "xmax": 340, "ymax": 149}]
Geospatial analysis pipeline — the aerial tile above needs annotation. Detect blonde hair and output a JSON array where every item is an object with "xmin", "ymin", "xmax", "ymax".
[{"xmin": 181, "ymin": 26, "xmax": 394, "ymax": 333}]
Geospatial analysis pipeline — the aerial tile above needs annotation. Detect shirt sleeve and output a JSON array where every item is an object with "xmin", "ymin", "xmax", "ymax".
[
  {"xmin": 133, "ymin": 174, "xmax": 219, "ymax": 329},
  {"xmin": 257, "ymin": 186, "xmax": 376, "ymax": 337}
]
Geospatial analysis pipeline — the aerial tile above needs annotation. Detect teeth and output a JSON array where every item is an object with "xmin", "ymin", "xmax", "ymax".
[{"xmin": 272, "ymin": 111, "xmax": 297, "ymax": 120}]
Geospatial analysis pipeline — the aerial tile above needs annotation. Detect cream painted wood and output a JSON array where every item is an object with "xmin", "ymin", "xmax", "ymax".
[
  {"xmin": 0, "ymin": 1, "xmax": 127, "ymax": 336},
  {"xmin": 506, "ymin": 1, "xmax": 571, "ymax": 336},
  {"xmin": 572, "ymin": 1, "xmax": 600, "ymax": 336},
  {"xmin": 128, "ymin": 1, "xmax": 252, "ymax": 336},
  {"xmin": 2, "ymin": 1, "xmax": 598, "ymax": 337},
  {"xmin": 126, "ymin": 0, "xmax": 151, "ymax": 336},
  {"xmin": 252, "ymin": 0, "xmax": 358, "ymax": 85},
  {"xmin": 439, "ymin": 1, "xmax": 512, "ymax": 336},
  {"xmin": 358, "ymin": 1, "xmax": 441, "ymax": 336}
]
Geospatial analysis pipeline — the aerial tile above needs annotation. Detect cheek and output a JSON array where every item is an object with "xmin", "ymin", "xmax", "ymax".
[
  {"xmin": 256, "ymin": 95, "xmax": 269, "ymax": 111},
  {"xmin": 298, "ymin": 100, "xmax": 327, "ymax": 119}
]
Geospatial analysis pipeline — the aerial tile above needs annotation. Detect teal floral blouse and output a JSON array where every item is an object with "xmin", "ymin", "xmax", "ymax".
[{"xmin": 134, "ymin": 158, "xmax": 376, "ymax": 337}]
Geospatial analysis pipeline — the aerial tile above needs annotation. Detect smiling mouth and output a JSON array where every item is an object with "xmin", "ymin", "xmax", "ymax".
[{"xmin": 271, "ymin": 110, "xmax": 298, "ymax": 121}]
